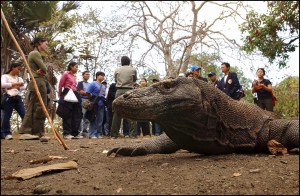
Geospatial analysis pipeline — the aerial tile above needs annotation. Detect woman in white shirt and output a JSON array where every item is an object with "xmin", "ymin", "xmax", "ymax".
[{"xmin": 1, "ymin": 62, "xmax": 26, "ymax": 140}]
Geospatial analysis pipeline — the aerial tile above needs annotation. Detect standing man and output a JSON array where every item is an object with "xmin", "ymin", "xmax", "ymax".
[
  {"xmin": 191, "ymin": 65, "xmax": 208, "ymax": 82},
  {"xmin": 207, "ymin": 71, "xmax": 219, "ymax": 88},
  {"xmin": 110, "ymin": 56, "xmax": 137, "ymax": 139},
  {"xmin": 217, "ymin": 62, "xmax": 243, "ymax": 100},
  {"xmin": 77, "ymin": 71, "xmax": 91, "ymax": 137}
]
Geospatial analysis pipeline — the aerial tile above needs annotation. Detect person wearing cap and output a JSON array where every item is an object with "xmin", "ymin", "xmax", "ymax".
[
  {"xmin": 19, "ymin": 37, "xmax": 49, "ymax": 141},
  {"xmin": 190, "ymin": 65, "xmax": 208, "ymax": 82},
  {"xmin": 207, "ymin": 71, "xmax": 219, "ymax": 88},
  {"xmin": 217, "ymin": 62, "xmax": 243, "ymax": 100},
  {"xmin": 1, "ymin": 62, "xmax": 26, "ymax": 140},
  {"xmin": 110, "ymin": 56, "xmax": 137, "ymax": 139}
]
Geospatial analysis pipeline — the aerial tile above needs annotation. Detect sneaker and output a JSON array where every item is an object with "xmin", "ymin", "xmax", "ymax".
[
  {"xmin": 111, "ymin": 136, "xmax": 117, "ymax": 139},
  {"xmin": 19, "ymin": 134, "xmax": 39, "ymax": 140},
  {"xmin": 64, "ymin": 135, "xmax": 74, "ymax": 140},
  {"xmin": 90, "ymin": 136, "xmax": 97, "ymax": 139},
  {"xmin": 74, "ymin": 135, "xmax": 84, "ymax": 139},
  {"xmin": 98, "ymin": 136, "xmax": 103, "ymax": 139},
  {"xmin": 5, "ymin": 135, "xmax": 13, "ymax": 140},
  {"xmin": 124, "ymin": 135, "xmax": 129, "ymax": 138}
]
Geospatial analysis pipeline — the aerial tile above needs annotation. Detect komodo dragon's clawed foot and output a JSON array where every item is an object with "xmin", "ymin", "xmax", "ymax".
[{"xmin": 107, "ymin": 147, "xmax": 148, "ymax": 157}]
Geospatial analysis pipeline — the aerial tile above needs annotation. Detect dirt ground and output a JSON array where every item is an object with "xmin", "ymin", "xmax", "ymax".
[{"xmin": 1, "ymin": 133, "xmax": 299, "ymax": 195}]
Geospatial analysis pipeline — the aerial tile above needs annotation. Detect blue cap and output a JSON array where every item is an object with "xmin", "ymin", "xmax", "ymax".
[
  {"xmin": 191, "ymin": 65, "xmax": 201, "ymax": 71},
  {"xmin": 208, "ymin": 71, "xmax": 216, "ymax": 77}
]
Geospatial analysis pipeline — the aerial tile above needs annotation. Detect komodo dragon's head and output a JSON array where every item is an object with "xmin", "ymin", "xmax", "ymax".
[{"xmin": 112, "ymin": 77, "xmax": 219, "ymax": 123}]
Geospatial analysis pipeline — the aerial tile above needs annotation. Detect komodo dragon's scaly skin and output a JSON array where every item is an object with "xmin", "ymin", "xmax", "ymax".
[{"xmin": 107, "ymin": 77, "xmax": 299, "ymax": 156}]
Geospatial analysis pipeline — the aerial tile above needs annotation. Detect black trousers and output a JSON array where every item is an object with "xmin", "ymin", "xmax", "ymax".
[{"xmin": 59, "ymin": 89, "xmax": 83, "ymax": 136}]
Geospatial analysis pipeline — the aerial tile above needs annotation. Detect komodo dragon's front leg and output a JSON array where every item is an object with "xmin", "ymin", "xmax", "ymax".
[
  {"xmin": 268, "ymin": 119, "xmax": 299, "ymax": 150},
  {"xmin": 107, "ymin": 133, "xmax": 180, "ymax": 157}
]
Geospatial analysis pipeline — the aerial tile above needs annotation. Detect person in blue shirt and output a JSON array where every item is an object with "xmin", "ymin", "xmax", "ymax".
[{"xmin": 85, "ymin": 71, "xmax": 106, "ymax": 139}]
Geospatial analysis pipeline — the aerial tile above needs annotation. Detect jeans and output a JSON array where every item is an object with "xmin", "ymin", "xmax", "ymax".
[
  {"xmin": 61, "ymin": 90, "xmax": 83, "ymax": 136},
  {"xmin": 137, "ymin": 121, "xmax": 150, "ymax": 136},
  {"xmin": 89, "ymin": 105, "xmax": 105, "ymax": 138},
  {"xmin": 122, "ymin": 119, "xmax": 130, "ymax": 136},
  {"xmin": 102, "ymin": 107, "xmax": 110, "ymax": 136},
  {"xmin": 154, "ymin": 123, "xmax": 162, "ymax": 135},
  {"xmin": 1, "ymin": 94, "xmax": 25, "ymax": 138}
]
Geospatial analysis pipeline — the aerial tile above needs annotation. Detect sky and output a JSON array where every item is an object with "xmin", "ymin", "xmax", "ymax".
[{"xmin": 74, "ymin": 1, "xmax": 299, "ymax": 86}]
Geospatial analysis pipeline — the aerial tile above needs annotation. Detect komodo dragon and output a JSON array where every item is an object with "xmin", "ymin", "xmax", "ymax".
[{"xmin": 107, "ymin": 77, "xmax": 299, "ymax": 156}]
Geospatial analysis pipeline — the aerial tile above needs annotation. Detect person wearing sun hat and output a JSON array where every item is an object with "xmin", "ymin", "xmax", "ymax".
[{"xmin": 190, "ymin": 65, "xmax": 208, "ymax": 82}]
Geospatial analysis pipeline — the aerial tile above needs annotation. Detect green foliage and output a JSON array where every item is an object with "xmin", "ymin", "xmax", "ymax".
[
  {"xmin": 273, "ymin": 76, "xmax": 299, "ymax": 117},
  {"xmin": 239, "ymin": 1, "xmax": 299, "ymax": 68},
  {"xmin": 2, "ymin": 1, "xmax": 56, "ymax": 34},
  {"xmin": 1, "ymin": 1, "xmax": 80, "ymax": 73}
]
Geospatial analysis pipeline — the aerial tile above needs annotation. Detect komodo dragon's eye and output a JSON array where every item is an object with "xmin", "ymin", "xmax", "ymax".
[{"xmin": 164, "ymin": 83, "xmax": 172, "ymax": 89}]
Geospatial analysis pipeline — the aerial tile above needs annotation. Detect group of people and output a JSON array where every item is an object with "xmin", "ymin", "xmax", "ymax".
[
  {"xmin": 1, "ymin": 37, "xmax": 275, "ymax": 141},
  {"xmin": 179, "ymin": 62, "xmax": 275, "ymax": 112}
]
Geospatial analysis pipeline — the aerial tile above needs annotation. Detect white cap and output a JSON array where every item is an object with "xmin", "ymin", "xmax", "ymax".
[{"xmin": 178, "ymin": 73, "xmax": 185, "ymax": 77}]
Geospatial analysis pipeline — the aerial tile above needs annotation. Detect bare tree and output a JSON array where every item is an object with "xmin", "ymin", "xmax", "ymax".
[{"xmin": 112, "ymin": 1, "xmax": 248, "ymax": 77}]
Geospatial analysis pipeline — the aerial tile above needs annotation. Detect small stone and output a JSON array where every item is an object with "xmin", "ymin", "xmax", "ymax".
[
  {"xmin": 249, "ymin": 169, "xmax": 261, "ymax": 173},
  {"xmin": 33, "ymin": 185, "xmax": 50, "ymax": 194},
  {"xmin": 56, "ymin": 189, "xmax": 63, "ymax": 194},
  {"xmin": 93, "ymin": 186, "xmax": 100, "ymax": 190}
]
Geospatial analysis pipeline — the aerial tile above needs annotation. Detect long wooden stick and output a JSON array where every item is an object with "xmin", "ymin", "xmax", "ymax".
[{"xmin": 1, "ymin": 9, "xmax": 69, "ymax": 150}]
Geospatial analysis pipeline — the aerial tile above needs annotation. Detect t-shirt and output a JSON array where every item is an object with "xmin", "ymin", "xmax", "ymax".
[
  {"xmin": 59, "ymin": 71, "xmax": 77, "ymax": 92},
  {"xmin": 253, "ymin": 79, "xmax": 272, "ymax": 100}
]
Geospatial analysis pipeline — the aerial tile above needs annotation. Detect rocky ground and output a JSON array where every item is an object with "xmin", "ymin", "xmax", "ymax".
[{"xmin": 1, "ymin": 134, "xmax": 299, "ymax": 195}]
